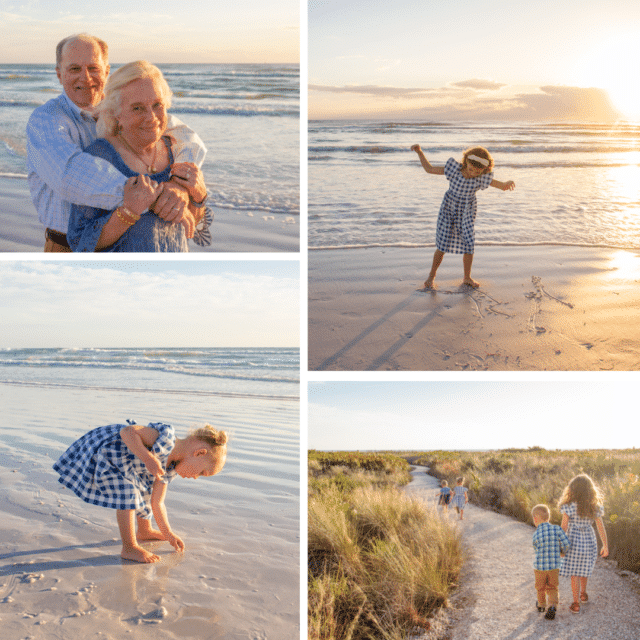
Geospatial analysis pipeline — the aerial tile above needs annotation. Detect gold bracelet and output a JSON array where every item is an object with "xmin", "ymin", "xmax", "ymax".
[{"xmin": 116, "ymin": 206, "xmax": 140, "ymax": 226}]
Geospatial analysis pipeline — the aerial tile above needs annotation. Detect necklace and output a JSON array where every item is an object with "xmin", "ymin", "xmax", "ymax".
[{"xmin": 118, "ymin": 134, "xmax": 159, "ymax": 174}]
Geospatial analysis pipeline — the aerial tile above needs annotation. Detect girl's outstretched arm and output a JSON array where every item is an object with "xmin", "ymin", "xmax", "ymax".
[
  {"xmin": 490, "ymin": 178, "xmax": 515, "ymax": 191},
  {"xmin": 151, "ymin": 479, "xmax": 185, "ymax": 552},
  {"xmin": 595, "ymin": 517, "xmax": 609, "ymax": 557},
  {"xmin": 411, "ymin": 144, "xmax": 445, "ymax": 175}
]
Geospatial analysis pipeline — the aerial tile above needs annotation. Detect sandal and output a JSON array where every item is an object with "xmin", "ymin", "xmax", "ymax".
[
  {"xmin": 569, "ymin": 602, "xmax": 580, "ymax": 614},
  {"xmin": 580, "ymin": 592, "xmax": 589, "ymax": 602}
]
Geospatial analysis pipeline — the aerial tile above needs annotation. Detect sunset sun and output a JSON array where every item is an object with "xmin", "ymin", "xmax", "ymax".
[{"xmin": 578, "ymin": 34, "xmax": 640, "ymax": 121}]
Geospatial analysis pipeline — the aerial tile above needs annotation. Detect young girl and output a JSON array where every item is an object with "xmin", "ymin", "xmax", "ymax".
[
  {"xmin": 410, "ymin": 145, "xmax": 515, "ymax": 289},
  {"xmin": 451, "ymin": 477, "xmax": 469, "ymax": 520},
  {"xmin": 558, "ymin": 474, "xmax": 609, "ymax": 613},
  {"xmin": 53, "ymin": 421, "xmax": 228, "ymax": 564}
]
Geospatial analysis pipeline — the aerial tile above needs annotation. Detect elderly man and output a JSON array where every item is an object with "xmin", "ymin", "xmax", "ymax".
[{"xmin": 27, "ymin": 33, "xmax": 206, "ymax": 252}]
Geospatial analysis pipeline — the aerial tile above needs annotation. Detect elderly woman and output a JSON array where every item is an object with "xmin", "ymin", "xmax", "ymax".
[{"xmin": 67, "ymin": 61, "xmax": 211, "ymax": 252}]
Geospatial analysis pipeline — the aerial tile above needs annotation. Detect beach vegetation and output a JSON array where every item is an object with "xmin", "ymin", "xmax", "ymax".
[
  {"xmin": 403, "ymin": 448, "xmax": 640, "ymax": 574},
  {"xmin": 308, "ymin": 451, "xmax": 462, "ymax": 640}
]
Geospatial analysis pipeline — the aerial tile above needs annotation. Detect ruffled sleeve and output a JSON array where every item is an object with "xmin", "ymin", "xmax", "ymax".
[
  {"xmin": 148, "ymin": 422, "xmax": 179, "ymax": 484},
  {"xmin": 478, "ymin": 171, "xmax": 494, "ymax": 190},
  {"xmin": 444, "ymin": 157, "xmax": 459, "ymax": 181}
]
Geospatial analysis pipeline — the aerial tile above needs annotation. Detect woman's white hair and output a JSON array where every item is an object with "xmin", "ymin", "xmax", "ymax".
[{"xmin": 95, "ymin": 60, "xmax": 172, "ymax": 138}]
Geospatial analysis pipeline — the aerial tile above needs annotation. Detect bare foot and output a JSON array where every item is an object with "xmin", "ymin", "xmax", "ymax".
[
  {"xmin": 462, "ymin": 277, "xmax": 479, "ymax": 288},
  {"xmin": 423, "ymin": 275, "xmax": 437, "ymax": 290},
  {"xmin": 137, "ymin": 529, "xmax": 165, "ymax": 542},
  {"xmin": 121, "ymin": 545, "xmax": 160, "ymax": 563}
]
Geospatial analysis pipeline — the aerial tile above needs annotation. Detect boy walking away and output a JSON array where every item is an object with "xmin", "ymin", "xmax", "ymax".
[{"xmin": 532, "ymin": 504, "xmax": 570, "ymax": 620}]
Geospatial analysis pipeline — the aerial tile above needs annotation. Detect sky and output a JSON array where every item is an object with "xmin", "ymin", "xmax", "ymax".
[
  {"xmin": 0, "ymin": 260, "xmax": 299, "ymax": 348},
  {"xmin": 308, "ymin": 381, "xmax": 638, "ymax": 451},
  {"xmin": 0, "ymin": 0, "xmax": 299, "ymax": 63},
  {"xmin": 309, "ymin": 0, "xmax": 640, "ymax": 121}
]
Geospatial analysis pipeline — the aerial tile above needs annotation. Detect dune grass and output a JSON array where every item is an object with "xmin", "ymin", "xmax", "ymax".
[
  {"xmin": 308, "ymin": 451, "xmax": 462, "ymax": 640},
  {"xmin": 402, "ymin": 448, "xmax": 640, "ymax": 574}
]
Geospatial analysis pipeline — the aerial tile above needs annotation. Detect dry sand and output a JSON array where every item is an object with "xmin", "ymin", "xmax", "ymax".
[
  {"xmin": 309, "ymin": 245, "xmax": 640, "ymax": 371},
  {"xmin": 0, "ymin": 176, "xmax": 299, "ymax": 253},
  {"xmin": 405, "ymin": 467, "xmax": 640, "ymax": 640}
]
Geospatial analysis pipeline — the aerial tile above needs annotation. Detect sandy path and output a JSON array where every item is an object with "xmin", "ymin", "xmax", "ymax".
[{"xmin": 404, "ymin": 467, "xmax": 640, "ymax": 640}]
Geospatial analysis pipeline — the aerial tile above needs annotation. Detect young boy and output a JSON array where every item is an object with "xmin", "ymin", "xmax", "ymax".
[
  {"xmin": 532, "ymin": 504, "xmax": 571, "ymax": 620},
  {"xmin": 437, "ymin": 479, "xmax": 451, "ymax": 512}
]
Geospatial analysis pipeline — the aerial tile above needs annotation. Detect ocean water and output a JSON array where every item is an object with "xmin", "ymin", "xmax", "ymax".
[
  {"xmin": 309, "ymin": 120, "xmax": 640, "ymax": 250},
  {"xmin": 0, "ymin": 347, "xmax": 299, "ymax": 638},
  {"xmin": 0, "ymin": 347, "xmax": 299, "ymax": 398},
  {"xmin": 0, "ymin": 63, "xmax": 299, "ymax": 219}
]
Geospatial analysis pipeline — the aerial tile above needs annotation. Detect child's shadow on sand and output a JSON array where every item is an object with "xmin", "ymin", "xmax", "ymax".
[
  {"xmin": 314, "ymin": 287, "xmax": 475, "ymax": 371},
  {"xmin": 0, "ymin": 540, "xmax": 125, "ymax": 576},
  {"xmin": 501, "ymin": 614, "xmax": 565, "ymax": 640}
]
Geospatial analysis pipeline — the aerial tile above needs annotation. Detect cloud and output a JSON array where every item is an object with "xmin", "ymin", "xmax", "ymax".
[
  {"xmin": 0, "ymin": 263, "xmax": 299, "ymax": 348},
  {"xmin": 451, "ymin": 79, "xmax": 507, "ymax": 91},
  {"xmin": 460, "ymin": 85, "xmax": 623, "ymax": 122},
  {"xmin": 311, "ymin": 81, "xmax": 622, "ymax": 122},
  {"xmin": 309, "ymin": 84, "xmax": 460, "ymax": 100}
]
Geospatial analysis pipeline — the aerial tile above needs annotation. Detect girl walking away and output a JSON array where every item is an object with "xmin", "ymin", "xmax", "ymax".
[
  {"xmin": 53, "ymin": 422, "xmax": 228, "ymax": 563},
  {"xmin": 410, "ymin": 145, "xmax": 515, "ymax": 289},
  {"xmin": 451, "ymin": 477, "xmax": 469, "ymax": 520},
  {"xmin": 558, "ymin": 474, "xmax": 609, "ymax": 613}
]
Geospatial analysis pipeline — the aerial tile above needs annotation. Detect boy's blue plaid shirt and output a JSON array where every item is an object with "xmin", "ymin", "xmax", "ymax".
[{"xmin": 532, "ymin": 522, "xmax": 571, "ymax": 570}]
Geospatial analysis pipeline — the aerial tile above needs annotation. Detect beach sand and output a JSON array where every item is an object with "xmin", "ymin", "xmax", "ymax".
[
  {"xmin": 0, "ymin": 176, "xmax": 299, "ymax": 253},
  {"xmin": 0, "ymin": 383, "xmax": 299, "ymax": 640},
  {"xmin": 309, "ymin": 245, "xmax": 640, "ymax": 371}
]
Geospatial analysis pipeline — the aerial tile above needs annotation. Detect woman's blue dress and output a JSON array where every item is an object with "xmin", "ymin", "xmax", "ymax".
[{"xmin": 68, "ymin": 137, "xmax": 188, "ymax": 252}]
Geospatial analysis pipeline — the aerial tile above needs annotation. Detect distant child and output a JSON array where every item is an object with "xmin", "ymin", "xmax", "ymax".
[
  {"xmin": 437, "ymin": 479, "xmax": 452, "ymax": 511},
  {"xmin": 410, "ymin": 145, "xmax": 515, "ymax": 289},
  {"xmin": 53, "ymin": 422, "xmax": 228, "ymax": 564},
  {"xmin": 451, "ymin": 477, "xmax": 469, "ymax": 520},
  {"xmin": 558, "ymin": 474, "xmax": 609, "ymax": 614},
  {"xmin": 531, "ymin": 504, "xmax": 571, "ymax": 620}
]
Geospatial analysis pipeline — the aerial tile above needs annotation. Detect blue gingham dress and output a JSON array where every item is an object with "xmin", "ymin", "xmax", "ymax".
[
  {"xmin": 435, "ymin": 158, "xmax": 493, "ymax": 254},
  {"xmin": 452, "ymin": 485, "xmax": 468, "ymax": 508},
  {"xmin": 53, "ymin": 422, "xmax": 178, "ymax": 520},
  {"xmin": 559, "ymin": 502, "xmax": 604, "ymax": 577}
]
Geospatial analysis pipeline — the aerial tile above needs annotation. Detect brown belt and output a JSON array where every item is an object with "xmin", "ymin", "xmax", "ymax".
[{"xmin": 46, "ymin": 228, "xmax": 70, "ymax": 248}]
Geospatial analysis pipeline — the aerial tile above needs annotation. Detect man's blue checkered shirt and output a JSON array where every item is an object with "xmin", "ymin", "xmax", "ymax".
[{"xmin": 532, "ymin": 521, "xmax": 571, "ymax": 570}]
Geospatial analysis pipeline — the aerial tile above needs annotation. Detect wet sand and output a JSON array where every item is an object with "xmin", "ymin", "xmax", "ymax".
[
  {"xmin": 0, "ymin": 176, "xmax": 299, "ymax": 253},
  {"xmin": 0, "ymin": 382, "xmax": 299, "ymax": 640},
  {"xmin": 309, "ymin": 245, "xmax": 640, "ymax": 371}
]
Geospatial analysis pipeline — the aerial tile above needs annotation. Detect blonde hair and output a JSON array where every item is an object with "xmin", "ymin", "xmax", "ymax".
[
  {"xmin": 56, "ymin": 33, "xmax": 108, "ymax": 69},
  {"xmin": 95, "ymin": 60, "xmax": 172, "ymax": 138},
  {"xmin": 532, "ymin": 504, "xmax": 550, "ymax": 522},
  {"xmin": 440, "ymin": 479, "xmax": 448, "ymax": 487},
  {"xmin": 462, "ymin": 147, "xmax": 494, "ymax": 174},
  {"xmin": 558, "ymin": 474, "xmax": 603, "ymax": 519},
  {"xmin": 456, "ymin": 476, "xmax": 465, "ymax": 485},
  {"xmin": 190, "ymin": 425, "xmax": 228, "ymax": 449}
]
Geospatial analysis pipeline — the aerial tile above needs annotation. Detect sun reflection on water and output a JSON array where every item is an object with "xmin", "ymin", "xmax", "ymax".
[
  {"xmin": 607, "ymin": 164, "xmax": 640, "ymax": 206},
  {"xmin": 606, "ymin": 249, "xmax": 640, "ymax": 280}
]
